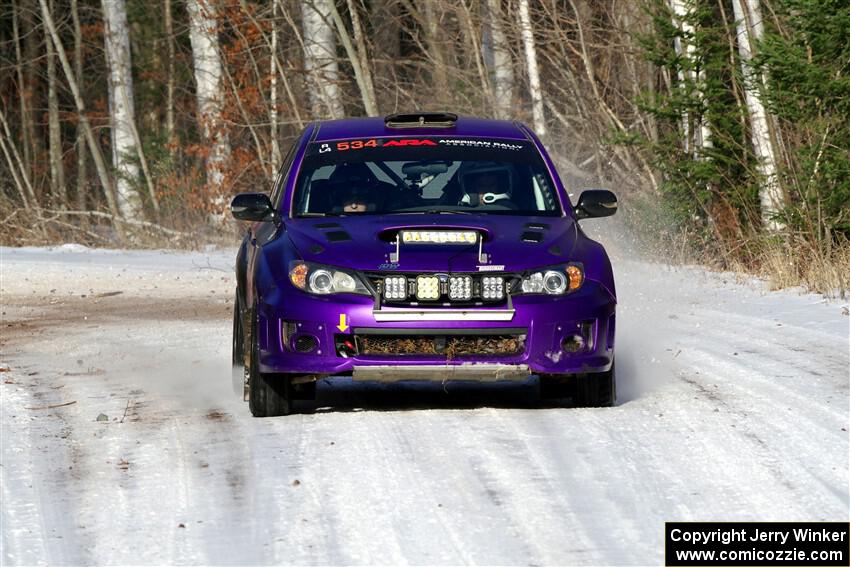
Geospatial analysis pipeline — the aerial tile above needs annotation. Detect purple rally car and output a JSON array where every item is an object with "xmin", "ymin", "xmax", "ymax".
[{"xmin": 230, "ymin": 112, "xmax": 618, "ymax": 416}]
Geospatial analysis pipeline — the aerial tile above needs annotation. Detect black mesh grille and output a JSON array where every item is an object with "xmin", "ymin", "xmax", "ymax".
[{"xmin": 357, "ymin": 334, "xmax": 524, "ymax": 357}]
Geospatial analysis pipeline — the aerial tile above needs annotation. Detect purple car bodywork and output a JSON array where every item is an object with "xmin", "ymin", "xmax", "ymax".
[{"xmin": 232, "ymin": 114, "xmax": 617, "ymax": 415}]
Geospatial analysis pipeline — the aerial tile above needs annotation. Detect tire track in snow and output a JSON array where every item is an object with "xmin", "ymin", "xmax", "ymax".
[{"xmin": 3, "ymin": 248, "xmax": 848, "ymax": 565}]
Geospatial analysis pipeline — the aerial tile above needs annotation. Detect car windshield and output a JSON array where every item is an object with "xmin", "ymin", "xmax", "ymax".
[{"xmin": 292, "ymin": 137, "xmax": 563, "ymax": 217}]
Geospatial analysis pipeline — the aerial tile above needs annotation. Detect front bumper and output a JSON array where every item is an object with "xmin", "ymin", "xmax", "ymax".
[{"xmin": 255, "ymin": 281, "xmax": 615, "ymax": 379}]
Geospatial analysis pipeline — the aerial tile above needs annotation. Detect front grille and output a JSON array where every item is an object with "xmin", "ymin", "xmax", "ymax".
[{"xmin": 357, "ymin": 334, "xmax": 524, "ymax": 358}]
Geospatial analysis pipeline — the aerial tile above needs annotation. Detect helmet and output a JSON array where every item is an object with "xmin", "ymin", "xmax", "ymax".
[
  {"xmin": 329, "ymin": 163, "xmax": 378, "ymax": 212},
  {"xmin": 458, "ymin": 162, "xmax": 513, "ymax": 206},
  {"xmin": 329, "ymin": 162, "xmax": 377, "ymax": 187}
]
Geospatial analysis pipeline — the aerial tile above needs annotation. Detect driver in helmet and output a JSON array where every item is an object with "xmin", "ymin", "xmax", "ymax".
[
  {"xmin": 458, "ymin": 163, "xmax": 516, "ymax": 208},
  {"xmin": 329, "ymin": 163, "xmax": 378, "ymax": 213}
]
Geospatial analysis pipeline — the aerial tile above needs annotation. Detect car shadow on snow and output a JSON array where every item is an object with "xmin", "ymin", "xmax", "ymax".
[{"xmin": 296, "ymin": 377, "xmax": 605, "ymax": 413}]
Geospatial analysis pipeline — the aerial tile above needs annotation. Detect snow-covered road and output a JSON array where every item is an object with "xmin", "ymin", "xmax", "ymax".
[{"xmin": 1, "ymin": 245, "xmax": 848, "ymax": 565}]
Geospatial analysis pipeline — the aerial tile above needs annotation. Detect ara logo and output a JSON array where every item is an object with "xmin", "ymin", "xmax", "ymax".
[{"xmin": 383, "ymin": 139, "xmax": 438, "ymax": 147}]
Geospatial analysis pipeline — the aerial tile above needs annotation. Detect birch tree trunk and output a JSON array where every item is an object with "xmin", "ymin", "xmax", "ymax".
[
  {"xmin": 72, "ymin": 0, "xmax": 88, "ymax": 214},
  {"xmin": 165, "ymin": 0, "xmax": 175, "ymax": 141},
  {"xmin": 269, "ymin": 0, "xmax": 281, "ymax": 176},
  {"xmin": 187, "ymin": 0, "xmax": 231, "ymax": 198},
  {"xmin": 731, "ymin": 0, "xmax": 784, "ymax": 231},
  {"xmin": 669, "ymin": 0, "xmax": 712, "ymax": 156},
  {"xmin": 301, "ymin": 0, "xmax": 345, "ymax": 119},
  {"xmin": 484, "ymin": 0, "xmax": 514, "ymax": 120},
  {"xmin": 102, "ymin": 0, "xmax": 142, "ymax": 219},
  {"xmin": 518, "ymin": 0, "xmax": 545, "ymax": 136},
  {"xmin": 47, "ymin": 36, "xmax": 62, "ymax": 200},
  {"xmin": 46, "ymin": 0, "xmax": 66, "ymax": 207}
]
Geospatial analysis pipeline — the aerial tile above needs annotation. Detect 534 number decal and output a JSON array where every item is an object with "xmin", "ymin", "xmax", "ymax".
[{"xmin": 336, "ymin": 139, "xmax": 378, "ymax": 151}]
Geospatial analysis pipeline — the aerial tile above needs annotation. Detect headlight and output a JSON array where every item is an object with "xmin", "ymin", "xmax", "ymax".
[
  {"xmin": 520, "ymin": 263, "xmax": 583, "ymax": 295},
  {"xmin": 543, "ymin": 270, "xmax": 566, "ymax": 294},
  {"xmin": 288, "ymin": 261, "xmax": 370, "ymax": 295}
]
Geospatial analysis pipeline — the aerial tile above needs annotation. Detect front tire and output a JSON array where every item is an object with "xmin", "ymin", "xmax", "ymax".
[
  {"xmin": 573, "ymin": 362, "xmax": 616, "ymax": 407},
  {"xmin": 539, "ymin": 360, "xmax": 616, "ymax": 408},
  {"xmin": 247, "ymin": 304, "xmax": 293, "ymax": 417},
  {"xmin": 231, "ymin": 295, "xmax": 245, "ymax": 397}
]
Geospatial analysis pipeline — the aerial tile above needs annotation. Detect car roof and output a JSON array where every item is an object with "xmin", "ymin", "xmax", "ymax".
[{"xmin": 312, "ymin": 115, "xmax": 530, "ymax": 143}]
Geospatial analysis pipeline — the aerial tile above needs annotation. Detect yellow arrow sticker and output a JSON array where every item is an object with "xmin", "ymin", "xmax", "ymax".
[{"xmin": 337, "ymin": 313, "xmax": 349, "ymax": 332}]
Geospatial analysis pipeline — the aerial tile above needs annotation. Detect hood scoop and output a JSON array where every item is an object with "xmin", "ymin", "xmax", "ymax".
[
  {"xmin": 520, "ymin": 221, "xmax": 549, "ymax": 243},
  {"xmin": 520, "ymin": 231, "xmax": 544, "ymax": 243},
  {"xmin": 311, "ymin": 221, "xmax": 351, "ymax": 243},
  {"xmin": 325, "ymin": 230, "xmax": 351, "ymax": 242}
]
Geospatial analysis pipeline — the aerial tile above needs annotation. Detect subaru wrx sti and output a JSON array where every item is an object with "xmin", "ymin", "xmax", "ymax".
[{"xmin": 231, "ymin": 112, "xmax": 617, "ymax": 416}]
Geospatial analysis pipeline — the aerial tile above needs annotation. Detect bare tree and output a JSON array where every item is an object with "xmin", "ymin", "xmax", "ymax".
[
  {"xmin": 301, "ymin": 0, "xmax": 345, "ymax": 119},
  {"xmin": 731, "ymin": 0, "xmax": 784, "ymax": 231},
  {"xmin": 369, "ymin": 0, "xmax": 401, "ymax": 110},
  {"xmin": 18, "ymin": 0, "xmax": 41, "ymax": 182},
  {"xmin": 344, "ymin": 0, "xmax": 378, "ymax": 114},
  {"xmin": 187, "ymin": 0, "xmax": 231, "ymax": 195},
  {"xmin": 46, "ymin": 0, "xmax": 66, "ymax": 207},
  {"xmin": 269, "ymin": 0, "xmax": 281, "ymax": 175},
  {"xmin": 399, "ymin": 0, "xmax": 450, "ymax": 106},
  {"xmin": 165, "ymin": 0, "xmax": 176, "ymax": 141},
  {"xmin": 518, "ymin": 0, "xmax": 545, "ymax": 136},
  {"xmin": 71, "ymin": 0, "xmax": 88, "ymax": 213},
  {"xmin": 38, "ymin": 0, "xmax": 124, "ymax": 229},
  {"xmin": 328, "ymin": 0, "xmax": 378, "ymax": 115},
  {"xmin": 0, "ymin": 109, "xmax": 38, "ymax": 208},
  {"xmin": 102, "ymin": 0, "xmax": 142, "ymax": 219},
  {"xmin": 669, "ymin": 0, "xmax": 712, "ymax": 156},
  {"xmin": 483, "ymin": 0, "xmax": 514, "ymax": 120},
  {"xmin": 11, "ymin": 0, "xmax": 31, "ymax": 177}
]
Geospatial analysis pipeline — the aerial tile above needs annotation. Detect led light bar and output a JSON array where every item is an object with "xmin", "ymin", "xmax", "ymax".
[
  {"xmin": 448, "ymin": 275, "xmax": 472, "ymax": 300},
  {"xmin": 383, "ymin": 276, "xmax": 408, "ymax": 300},
  {"xmin": 415, "ymin": 275, "xmax": 440, "ymax": 300},
  {"xmin": 481, "ymin": 276, "xmax": 504, "ymax": 300},
  {"xmin": 401, "ymin": 230, "xmax": 478, "ymax": 245}
]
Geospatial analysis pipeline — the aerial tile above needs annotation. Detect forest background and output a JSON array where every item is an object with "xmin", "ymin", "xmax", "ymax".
[{"xmin": 0, "ymin": 0, "xmax": 847, "ymax": 295}]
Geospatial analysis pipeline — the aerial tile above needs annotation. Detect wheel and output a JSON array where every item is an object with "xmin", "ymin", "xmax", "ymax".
[
  {"xmin": 573, "ymin": 361, "xmax": 616, "ymax": 407},
  {"xmin": 231, "ymin": 295, "xmax": 245, "ymax": 397},
  {"xmin": 539, "ymin": 373, "xmax": 572, "ymax": 400},
  {"xmin": 539, "ymin": 360, "xmax": 616, "ymax": 408},
  {"xmin": 247, "ymin": 304, "xmax": 293, "ymax": 417}
]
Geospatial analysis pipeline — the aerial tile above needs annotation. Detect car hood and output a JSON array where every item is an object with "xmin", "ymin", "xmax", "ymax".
[{"xmin": 284, "ymin": 214, "xmax": 579, "ymax": 272}]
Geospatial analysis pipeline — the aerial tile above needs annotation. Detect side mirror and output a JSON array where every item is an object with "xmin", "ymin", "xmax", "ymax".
[
  {"xmin": 574, "ymin": 189, "xmax": 617, "ymax": 220},
  {"xmin": 231, "ymin": 193, "xmax": 276, "ymax": 222}
]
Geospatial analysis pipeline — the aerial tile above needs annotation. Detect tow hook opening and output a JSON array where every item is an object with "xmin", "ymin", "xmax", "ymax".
[{"xmin": 335, "ymin": 335, "xmax": 359, "ymax": 358}]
